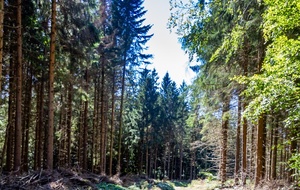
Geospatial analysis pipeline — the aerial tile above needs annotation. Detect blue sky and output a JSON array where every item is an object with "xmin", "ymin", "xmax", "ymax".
[{"xmin": 143, "ymin": 0, "xmax": 196, "ymax": 85}]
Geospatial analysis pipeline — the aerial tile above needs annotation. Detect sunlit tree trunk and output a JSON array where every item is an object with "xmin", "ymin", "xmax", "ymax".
[
  {"xmin": 220, "ymin": 97, "xmax": 229, "ymax": 185},
  {"xmin": 235, "ymin": 95, "xmax": 241, "ymax": 184},
  {"xmin": 255, "ymin": 115, "xmax": 266, "ymax": 186},
  {"xmin": 242, "ymin": 101, "xmax": 248, "ymax": 185},
  {"xmin": 271, "ymin": 120, "xmax": 278, "ymax": 180}
]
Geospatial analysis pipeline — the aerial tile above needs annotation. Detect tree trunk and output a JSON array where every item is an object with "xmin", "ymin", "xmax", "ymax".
[
  {"xmin": 271, "ymin": 120, "xmax": 278, "ymax": 180},
  {"xmin": 66, "ymin": 74, "xmax": 73, "ymax": 167},
  {"xmin": 14, "ymin": 0, "xmax": 23, "ymax": 173},
  {"xmin": 235, "ymin": 95, "xmax": 241, "ymax": 184},
  {"xmin": 47, "ymin": 0, "xmax": 57, "ymax": 170},
  {"xmin": 255, "ymin": 115, "xmax": 266, "ymax": 186},
  {"xmin": 100, "ymin": 56, "xmax": 105, "ymax": 174},
  {"xmin": 0, "ymin": 0, "xmax": 4, "ymax": 92},
  {"xmin": 242, "ymin": 101, "xmax": 248, "ymax": 185},
  {"xmin": 109, "ymin": 69, "xmax": 115, "ymax": 176},
  {"xmin": 22, "ymin": 67, "xmax": 32, "ymax": 172},
  {"xmin": 117, "ymin": 60, "xmax": 126, "ymax": 175},
  {"xmin": 179, "ymin": 140, "xmax": 183, "ymax": 180},
  {"xmin": 220, "ymin": 98, "xmax": 229, "ymax": 185},
  {"xmin": 83, "ymin": 68, "xmax": 89, "ymax": 170},
  {"xmin": 34, "ymin": 76, "xmax": 44, "ymax": 170}
]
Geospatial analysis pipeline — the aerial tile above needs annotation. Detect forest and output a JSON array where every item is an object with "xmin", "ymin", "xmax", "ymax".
[{"xmin": 0, "ymin": 0, "xmax": 299, "ymax": 189}]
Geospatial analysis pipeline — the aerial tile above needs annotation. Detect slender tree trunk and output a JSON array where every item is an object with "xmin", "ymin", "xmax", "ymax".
[
  {"xmin": 235, "ymin": 95, "xmax": 241, "ymax": 184},
  {"xmin": 35, "ymin": 76, "xmax": 44, "ymax": 170},
  {"xmin": 220, "ymin": 98, "xmax": 229, "ymax": 185},
  {"xmin": 179, "ymin": 140, "xmax": 183, "ymax": 180},
  {"xmin": 0, "ymin": 0, "xmax": 4, "ymax": 92},
  {"xmin": 117, "ymin": 60, "xmax": 126, "ymax": 175},
  {"xmin": 268, "ymin": 123, "xmax": 273, "ymax": 180},
  {"xmin": 6, "ymin": 51, "xmax": 15, "ymax": 172},
  {"xmin": 242, "ymin": 101, "xmax": 248, "ymax": 185},
  {"xmin": 109, "ymin": 69, "xmax": 115, "ymax": 176},
  {"xmin": 100, "ymin": 56, "xmax": 105, "ymax": 174},
  {"xmin": 271, "ymin": 120, "xmax": 278, "ymax": 180},
  {"xmin": 66, "ymin": 75, "xmax": 73, "ymax": 167},
  {"xmin": 83, "ymin": 68, "xmax": 89, "ymax": 170},
  {"xmin": 92, "ymin": 77, "xmax": 99, "ymax": 172},
  {"xmin": 47, "ymin": 0, "xmax": 57, "ymax": 170},
  {"xmin": 255, "ymin": 115, "xmax": 266, "ymax": 186},
  {"xmin": 14, "ymin": 0, "xmax": 23, "ymax": 173},
  {"xmin": 22, "ymin": 67, "xmax": 32, "ymax": 172}
]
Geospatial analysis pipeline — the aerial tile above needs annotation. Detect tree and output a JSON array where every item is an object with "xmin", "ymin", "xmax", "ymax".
[
  {"xmin": 111, "ymin": 0, "xmax": 153, "ymax": 175},
  {"xmin": 0, "ymin": 0, "xmax": 4, "ymax": 92},
  {"xmin": 14, "ymin": 0, "xmax": 23, "ymax": 173},
  {"xmin": 47, "ymin": 0, "xmax": 57, "ymax": 170}
]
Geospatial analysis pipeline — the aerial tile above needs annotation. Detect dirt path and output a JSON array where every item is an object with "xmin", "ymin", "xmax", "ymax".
[{"xmin": 173, "ymin": 180, "xmax": 220, "ymax": 190}]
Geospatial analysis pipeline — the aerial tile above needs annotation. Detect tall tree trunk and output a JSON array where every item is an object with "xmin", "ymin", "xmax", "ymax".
[
  {"xmin": 34, "ymin": 76, "xmax": 44, "ymax": 170},
  {"xmin": 5, "ymin": 50, "xmax": 15, "ymax": 172},
  {"xmin": 14, "ymin": 0, "xmax": 23, "ymax": 173},
  {"xmin": 47, "ymin": 0, "xmax": 57, "ymax": 170},
  {"xmin": 22, "ymin": 67, "xmax": 32, "ymax": 172},
  {"xmin": 0, "ymin": 0, "xmax": 4, "ymax": 92},
  {"xmin": 100, "ymin": 56, "xmax": 105, "ymax": 174},
  {"xmin": 220, "ymin": 97, "xmax": 229, "ymax": 185},
  {"xmin": 83, "ymin": 68, "xmax": 89, "ymax": 170},
  {"xmin": 92, "ymin": 77, "xmax": 99, "ymax": 172},
  {"xmin": 255, "ymin": 115, "xmax": 266, "ymax": 186},
  {"xmin": 109, "ymin": 69, "xmax": 115, "ymax": 176},
  {"xmin": 66, "ymin": 66, "xmax": 74, "ymax": 167},
  {"xmin": 235, "ymin": 95, "xmax": 241, "ymax": 184},
  {"xmin": 242, "ymin": 101, "xmax": 248, "ymax": 185},
  {"xmin": 179, "ymin": 140, "xmax": 183, "ymax": 180},
  {"xmin": 117, "ymin": 60, "xmax": 126, "ymax": 175},
  {"xmin": 271, "ymin": 120, "xmax": 278, "ymax": 180}
]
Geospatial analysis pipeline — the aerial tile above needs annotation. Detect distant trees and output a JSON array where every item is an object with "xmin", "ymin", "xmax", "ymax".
[
  {"xmin": 0, "ymin": 0, "xmax": 205, "ymax": 180},
  {"xmin": 170, "ymin": 0, "xmax": 299, "ymax": 187}
]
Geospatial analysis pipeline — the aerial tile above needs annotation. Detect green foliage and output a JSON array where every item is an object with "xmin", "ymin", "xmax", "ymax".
[
  {"xmin": 288, "ymin": 153, "xmax": 300, "ymax": 186},
  {"xmin": 199, "ymin": 171, "xmax": 217, "ymax": 182},
  {"xmin": 97, "ymin": 183, "xmax": 127, "ymax": 190},
  {"xmin": 155, "ymin": 182, "xmax": 175, "ymax": 190}
]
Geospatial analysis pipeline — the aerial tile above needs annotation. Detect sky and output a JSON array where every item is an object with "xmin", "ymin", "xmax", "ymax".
[{"xmin": 143, "ymin": 0, "xmax": 196, "ymax": 85}]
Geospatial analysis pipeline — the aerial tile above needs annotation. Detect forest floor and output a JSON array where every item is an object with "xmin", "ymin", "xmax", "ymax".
[{"xmin": 0, "ymin": 169, "xmax": 297, "ymax": 190}]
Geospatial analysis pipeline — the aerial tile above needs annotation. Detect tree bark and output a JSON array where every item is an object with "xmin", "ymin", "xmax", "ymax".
[
  {"xmin": 235, "ymin": 95, "xmax": 241, "ymax": 184},
  {"xmin": 242, "ymin": 101, "xmax": 248, "ymax": 185},
  {"xmin": 109, "ymin": 69, "xmax": 115, "ymax": 176},
  {"xmin": 83, "ymin": 68, "xmax": 89, "ymax": 170},
  {"xmin": 100, "ymin": 56, "xmax": 105, "ymax": 174},
  {"xmin": 220, "ymin": 97, "xmax": 230, "ymax": 185},
  {"xmin": 22, "ymin": 67, "xmax": 32, "ymax": 172},
  {"xmin": 271, "ymin": 120, "xmax": 278, "ymax": 180},
  {"xmin": 14, "ymin": 0, "xmax": 22, "ymax": 173},
  {"xmin": 255, "ymin": 115, "xmax": 266, "ymax": 186},
  {"xmin": 0, "ymin": 0, "xmax": 4, "ymax": 92},
  {"xmin": 47, "ymin": 0, "xmax": 57, "ymax": 170},
  {"xmin": 117, "ymin": 60, "xmax": 126, "ymax": 175}
]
